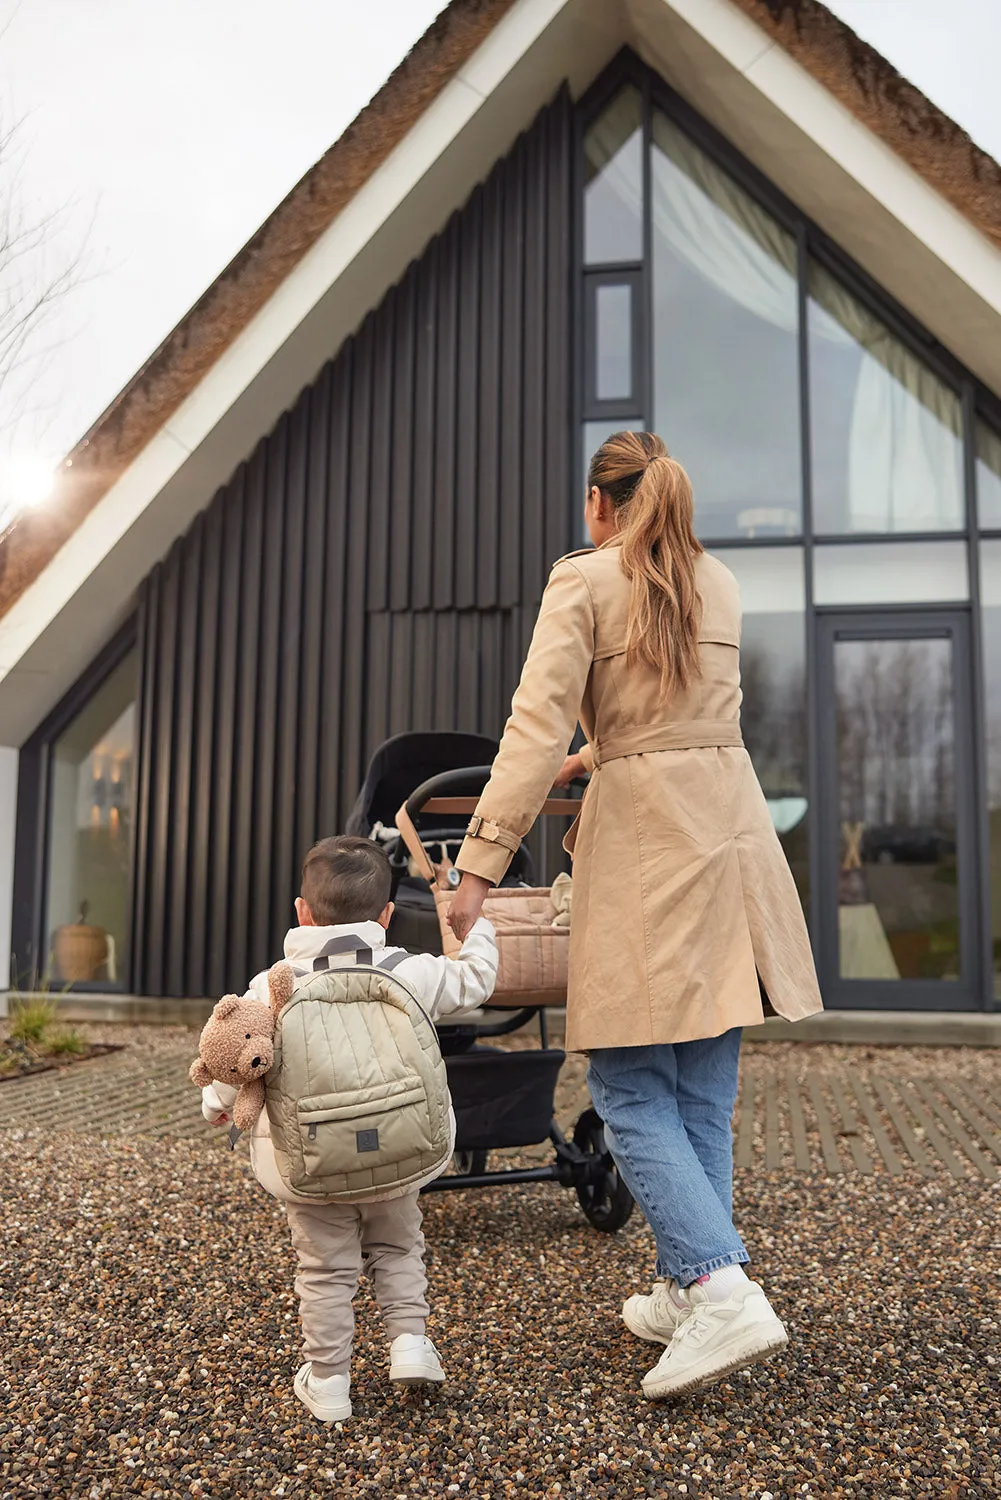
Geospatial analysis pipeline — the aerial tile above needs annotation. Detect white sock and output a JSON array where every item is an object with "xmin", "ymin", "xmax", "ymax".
[{"xmin": 694, "ymin": 1264, "xmax": 749, "ymax": 1303}]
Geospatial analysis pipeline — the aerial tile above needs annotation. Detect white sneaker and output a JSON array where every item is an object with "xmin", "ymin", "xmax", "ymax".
[
  {"xmin": 641, "ymin": 1281, "xmax": 788, "ymax": 1400},
  {"xmin": 389, "ymin": 1333, "xmax": 445, "ymax": 1385},
  {"xmin": 622, "ymin": 1280, "xmax": 691, "ymax": 1345},
  {"xmin": 293, "ymin": 1363, "xmax": 352, "ymax": 1423}
]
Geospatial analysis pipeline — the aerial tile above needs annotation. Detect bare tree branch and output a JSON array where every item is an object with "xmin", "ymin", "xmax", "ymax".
[{"xmin": 0, "ymin": 99, "xmax": 90, "ymax": 533}]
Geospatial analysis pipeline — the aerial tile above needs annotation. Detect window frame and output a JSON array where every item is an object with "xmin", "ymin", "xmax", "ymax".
[
  {"xmin": 10, "ymin": 620, "xmax": 140, "ymax": 993},
  {"xmin": 582, "ymin": 266, "xmax": 646, "ymax": 419},
  {"xmin": 574, "ymin": 48, "xmax": 998, "ymax": 1011},
  {"xmin": 575, "ymin": 49, "xmax": 984, "ymax": 551}
]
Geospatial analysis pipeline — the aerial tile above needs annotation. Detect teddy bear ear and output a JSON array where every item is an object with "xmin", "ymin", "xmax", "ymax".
[
  {"xmin": 189, "ymin": 1059, "xmax": 213, "ymax": 1087},
  {"xmin": 268, "ymin": 962, "xmax": 295, "ymax": 1014},
  {"xmin": 213, "ymin": 995, "xmax": 241, "ymax": 1020}
]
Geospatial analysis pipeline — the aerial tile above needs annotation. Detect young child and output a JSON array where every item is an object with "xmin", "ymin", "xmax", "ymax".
[{"xmin": 201, "ymin": 835, "xmax": 498, "ymax": 1423}]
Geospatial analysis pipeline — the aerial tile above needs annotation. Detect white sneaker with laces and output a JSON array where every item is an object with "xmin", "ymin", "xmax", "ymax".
[
  {"xmin": 389, "ymin": 1333, "xmax": 445, "ymax": 1385},
  {"xmin": 641, "ymin": 1280, "xmax": 788, "ymax": 1400},
  {"xmin": 293, "ymin": 1363, "xmax": 352, "ymax": 1423},
  {"xmin": 622, "ymin": 1280, "xmax": 691, "ymax": 1344}
]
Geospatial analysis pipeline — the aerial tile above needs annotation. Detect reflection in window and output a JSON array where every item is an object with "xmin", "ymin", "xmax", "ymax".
[
  {"xmin": 710, "ymin": 548, "xmax": 809, "ymax": 912},
  {"xmin": 584, "ymin": 87, "xmax": 643, "ymax": 266},
  {"xmin": 982, "ymin": 541, "xmax": 1001, "ymax": 996},
  {"xmin": 809, "ymin": 263, "xmax": 964, "ymax": 534},
  {"xmin": 651, "ymin": 111, "xmax": 801, "ymax": 540},
  {"xmin": 834, "ymin": 636, "xmax": 959, "ymax": 981},
  {"xmin": 44, "ymin": 651, "xmax": 136, "ymax": 987},
  {"xmin": 976, "ymin": 420, "xmax": 1001, "ymax": 530},
  {"xmin": 813, "ymin": 540, "xmax": 968, "ymax": 606},
  {"xmin": 595, "ymin": 283, "xmax": 633, "ymax": 401}
]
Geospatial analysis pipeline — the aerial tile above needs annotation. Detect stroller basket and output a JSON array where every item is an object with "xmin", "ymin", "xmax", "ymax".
[
  {"xmin": 448, "ymin": 1046, "xmax": 566, "ymax": 1151},
  {"xmin": 397, "ymin": 768, "xmax": 581, "ymax": 1007}
]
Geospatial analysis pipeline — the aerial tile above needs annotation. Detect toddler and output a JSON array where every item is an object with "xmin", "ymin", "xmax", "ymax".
[{"xmin": 202, "ymin": 835, "xmax": 497, "ymax": 1422}]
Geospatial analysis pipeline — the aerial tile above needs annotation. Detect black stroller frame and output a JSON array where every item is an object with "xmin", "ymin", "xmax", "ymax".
[{"xmin": 348, "ymin": 733, "xmax": 634, "ymax": 1234}]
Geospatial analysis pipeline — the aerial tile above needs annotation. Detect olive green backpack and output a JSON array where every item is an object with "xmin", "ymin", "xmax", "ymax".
[{"xmin": 265, "ymin": 964, "xmax": 451, "ymax": 1201}]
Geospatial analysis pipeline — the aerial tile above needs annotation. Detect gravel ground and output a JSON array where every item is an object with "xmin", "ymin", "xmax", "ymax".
[{"xmin": 3, "ymin": 1032, "xmax": 1001, "ymax": 1498}]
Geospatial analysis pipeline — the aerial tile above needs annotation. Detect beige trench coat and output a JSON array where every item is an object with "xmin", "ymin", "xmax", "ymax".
[{"xmin": 457, "ymin": 542, "xmax": 823, "ymax": 1050}]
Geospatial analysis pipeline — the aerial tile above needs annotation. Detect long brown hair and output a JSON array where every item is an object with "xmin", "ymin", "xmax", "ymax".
[{"xmin": 587, "ymin": 431, "xmax": 703, "ymax": 698}]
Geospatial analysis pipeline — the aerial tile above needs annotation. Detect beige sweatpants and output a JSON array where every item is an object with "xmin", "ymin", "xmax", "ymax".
[{"xmin": 283, "ymin": 1191, "xmax": 429, "ymax": 1378}]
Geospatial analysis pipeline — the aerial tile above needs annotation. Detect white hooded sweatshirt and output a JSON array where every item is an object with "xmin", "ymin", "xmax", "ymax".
[{"xmin": 201, "ymin": 916, "xmax": 498, "ymax": 1202}]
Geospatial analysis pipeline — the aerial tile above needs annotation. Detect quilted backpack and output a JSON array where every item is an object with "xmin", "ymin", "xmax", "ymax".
[{"xmin": 265, "ymin": 963, "xmax": 451, "ymax": 1201}]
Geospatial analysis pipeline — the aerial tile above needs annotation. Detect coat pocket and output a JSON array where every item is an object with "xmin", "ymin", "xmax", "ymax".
[{"xmin": 297, "ymin": 1078, "xmax": 432, "ymax": 1178}]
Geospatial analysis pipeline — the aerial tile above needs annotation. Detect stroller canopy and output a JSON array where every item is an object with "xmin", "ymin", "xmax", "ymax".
[{"xmin": 345, "ymin": 731, "xmax": 501, "ymax": 838}]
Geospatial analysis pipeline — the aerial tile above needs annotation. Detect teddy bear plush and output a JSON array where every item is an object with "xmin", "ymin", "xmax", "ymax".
[{"xmin": 189, "ymin": 962, "xmax": 295, "ymax": 1130}]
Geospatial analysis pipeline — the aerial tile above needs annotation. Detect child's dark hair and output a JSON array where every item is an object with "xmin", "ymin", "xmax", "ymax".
[{"xmin": 301, "ymin": 836, "xmax": 392, "ymax": 924}]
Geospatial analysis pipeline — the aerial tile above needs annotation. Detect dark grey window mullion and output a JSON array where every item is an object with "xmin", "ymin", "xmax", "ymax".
[
  {"xmin": 131, "ymin": 586, "xmax": 158, "ymax": 994},
  {"xmin": 965, "ymin": 381, "xmax": 994, "ymax": 1009},
  {"xmin": 582, "ymin": 268, "xmax": 644, "ymax": 418},
  {"xmin": 799, "ymin": 222, "xmax": 821, "ymax": 949},
  {"xmin": 640, "ymin": 64, "xmax": 653, "ymax": 431}
]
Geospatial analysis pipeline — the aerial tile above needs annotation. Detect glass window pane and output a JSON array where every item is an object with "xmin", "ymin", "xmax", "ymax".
[
  {"xmin": 651, "ymin": 111, "xmax": 802, "ymax": 541},
  {"xmin": 813, "ymin": 541, "xmax": 968, "ymax": 605},
  {"xmin": 834, "ymin": 636, "xmax": 959, "ymax": 980},
  {"xmin": 595, "ymin": 283, "xmax": 633, "ymax": 401},
  {"xmin": 584, "ymin": 87, "xmax": 643, "ymax": 266},
  {"xmin": 710, "ymin": 547, "xmax": 809, "ymax": 912},
  {"xmin": 809, "ymin": 262, "xmax": 964, "ymax": 534},
  {"xmin": 982, "ymin": 540, "xmax": 1001, "ymax": 997},
  {"xmin": 580, "ymin": 418, "xmax": 644, "ymax": 547},
  {"xmin": 976, "ymin": 419, "xmax": 1001, "ymax": 530},
  {"xmin": 44, "ymin": 651, "xmax": 136, "ymax": 987}
]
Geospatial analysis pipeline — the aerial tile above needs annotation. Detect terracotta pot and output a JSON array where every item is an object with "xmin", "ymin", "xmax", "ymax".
[{"xmin": 53, "ymin": 923, "xmax": 108, "ymax": 983}]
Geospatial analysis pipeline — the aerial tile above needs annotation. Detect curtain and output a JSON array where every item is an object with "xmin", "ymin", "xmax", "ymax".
[
  {"xmin": 977, "ymin": 419, "xmax": 1001, "ymax": 528},
  {"xmin": 583, "ymin": 97, "xmax": 966, "ymax": 534}
]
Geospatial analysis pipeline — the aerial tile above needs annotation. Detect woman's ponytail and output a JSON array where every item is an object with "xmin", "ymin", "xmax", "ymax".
[{"xmin": 587, "ymin": 432, "xmax": 703, "ymax": 699}]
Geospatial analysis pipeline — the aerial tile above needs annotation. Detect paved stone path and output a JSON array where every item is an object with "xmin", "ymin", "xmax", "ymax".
[{"xmin": 3, "ymin": 1047, "xmax": 1000, "ymax": 1180}]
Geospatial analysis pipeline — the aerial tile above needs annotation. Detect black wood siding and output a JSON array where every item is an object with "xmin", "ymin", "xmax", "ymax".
[{"xmin": 131, "ymin": 90, "xmax": 574, "ymax": 997}]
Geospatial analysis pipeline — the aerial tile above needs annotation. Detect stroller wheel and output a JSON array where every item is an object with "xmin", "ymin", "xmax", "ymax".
[
  {"xmin": 572, "ymin": 1108, "xmax": 635, "ymax": 1233},
  {"xmin": 451, "ymin": 1149, "xmax": 488, "ymax": 1177}
]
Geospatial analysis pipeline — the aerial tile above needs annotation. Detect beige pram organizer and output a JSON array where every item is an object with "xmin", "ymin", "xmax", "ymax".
[{"xmin": 395, "ymin": 794, "xmax": 578, "ymax": 1008}]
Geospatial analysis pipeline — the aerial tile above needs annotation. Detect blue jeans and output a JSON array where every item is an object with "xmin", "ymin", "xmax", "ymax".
[{"xmin": 587, "ymin": 1030, "xmax": 748, "ymax": 1285}]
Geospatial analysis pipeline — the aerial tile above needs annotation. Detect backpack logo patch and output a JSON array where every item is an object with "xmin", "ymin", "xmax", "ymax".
[{"xmin": 356, "ymin": 1128, "xmax": 380, "ymax": 1154}]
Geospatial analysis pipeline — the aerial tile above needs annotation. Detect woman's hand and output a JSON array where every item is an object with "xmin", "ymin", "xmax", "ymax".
[
  {"xmin": 447, "ymin": 873, "xmax": 491, "ymax": 943},
  {"xmin": 553, "ymin": 752, "xmax": 587, "ymax": 789}
]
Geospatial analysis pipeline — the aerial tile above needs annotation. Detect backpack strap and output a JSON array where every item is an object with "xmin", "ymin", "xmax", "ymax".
[
  {"xmin": 376, "ymin": 950, "xmax": 411, "ymax": 973},
  {"xmin": 311, "ymin": 934, "xmax": 374, "ymax": 970}
]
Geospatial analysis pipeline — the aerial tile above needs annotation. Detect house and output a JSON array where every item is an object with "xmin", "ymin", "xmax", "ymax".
[{"xmin": 2, "ymin": 0, "xmax": 1000, "ymax": 1013}]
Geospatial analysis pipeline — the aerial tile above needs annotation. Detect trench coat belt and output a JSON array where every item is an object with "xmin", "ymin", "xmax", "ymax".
[{"xmin": 593, "ymin": 719, "xmax": 744, "ymax": 767}]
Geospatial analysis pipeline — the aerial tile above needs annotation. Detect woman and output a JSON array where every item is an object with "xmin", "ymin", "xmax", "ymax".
[{"xmin": 448, "ymin": 430, "xmax": 822, "ymax": 1400}]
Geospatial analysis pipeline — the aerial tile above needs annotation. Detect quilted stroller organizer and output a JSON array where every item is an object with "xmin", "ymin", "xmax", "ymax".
[{"xmin": 348, "ymin": 733, "xmax": 635, "ymax": 1233}]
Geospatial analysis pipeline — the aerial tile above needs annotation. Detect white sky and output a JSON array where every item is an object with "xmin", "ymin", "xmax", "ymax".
[{"xmin": 0, "ymin": 0, "xmax": 999, "ymax": 519}]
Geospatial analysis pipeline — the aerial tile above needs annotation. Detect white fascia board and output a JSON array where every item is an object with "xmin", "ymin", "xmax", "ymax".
[
  {"xmin": 740, "ymin": 24, "xmax": 1001, "ymax": 309},
  {"xmin": 0, "ymin": 0, "xmax": 626, "ymax": 745}
]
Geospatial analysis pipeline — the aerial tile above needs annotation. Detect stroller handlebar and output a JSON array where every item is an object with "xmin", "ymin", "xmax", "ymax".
[
  {"xmin": 396, "ymin": 767, "xmax": 583, "ymax": 887},
  {"xmin": 403, "ymin": 767, "xmax": 584, "ymax": 823},
  {"xmin": 403, "ymin": 766, "xmax": 495, "ymax": 822}
]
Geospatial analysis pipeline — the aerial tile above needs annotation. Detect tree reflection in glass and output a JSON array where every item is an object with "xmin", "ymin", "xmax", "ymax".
[{"xmin": 834, "ymin": 637, "xmax": 960, "ymax": 981}]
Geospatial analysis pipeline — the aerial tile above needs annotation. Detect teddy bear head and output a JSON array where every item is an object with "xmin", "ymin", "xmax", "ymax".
[{"xmin": 189, "ymin": 993, "xmax": 276, "ymax": 1091}]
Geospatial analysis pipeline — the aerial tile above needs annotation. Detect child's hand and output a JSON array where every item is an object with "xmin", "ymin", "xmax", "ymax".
[{"xmin": 553, "ymin": 753, "xmax": 587, "ymax": 789}]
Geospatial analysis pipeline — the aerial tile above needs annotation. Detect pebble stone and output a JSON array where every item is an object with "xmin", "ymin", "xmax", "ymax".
[{"xmin": 1, "ymin": 1028, "xmax": 1000, "ymax": 1497}]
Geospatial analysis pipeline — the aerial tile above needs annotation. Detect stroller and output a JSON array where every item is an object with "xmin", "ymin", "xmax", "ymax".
[{"xmin": 346, "ymin": 732, "xmax": 634, "ymax": 1234}]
